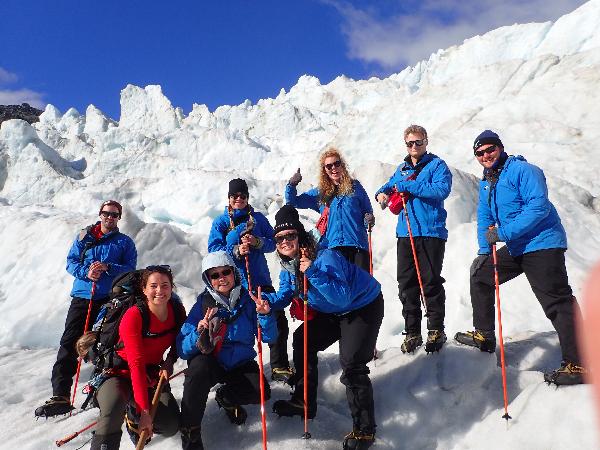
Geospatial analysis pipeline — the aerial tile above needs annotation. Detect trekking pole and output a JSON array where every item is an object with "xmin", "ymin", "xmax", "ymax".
[
  {"xmin": 367, "ymin": 225, "xmax": 379, "ymax": 362},
  {"xmin": 246, "ymin": 257, "xmax": 268, "ymax": 449},
  {"xmin": 400, "ymin": 195, "xmax": 429, "ymax": 316},
  {"xmin": 136, "ymin": 373, "xmax": 167, "ymax": 450},
  {"xmin": 491, "ymin": 239, "xmax": 512, "ymax": 422},
  {"xmin": 256, "ymin": 286, "xmax": 268, "ymax": 450},
  {"xmin": 70, "ymin": 281, "xmax": 96, "ymax": 415},
  {"xmin": 56, "ymin": 420, "xmax": 97, "ymax": 447},
  {"xmin": 368, "ymin": 224, "xmax": 373, "ymax": 275},
  {"xmin": 301, "ymin": 249, "xmax": 311, "ymax": 440}
]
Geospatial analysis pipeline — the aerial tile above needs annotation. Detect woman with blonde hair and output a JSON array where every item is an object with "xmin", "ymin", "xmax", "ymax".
[{"xmin": 285, "ymin": 147, "xmax": 374, "ymax": 270}]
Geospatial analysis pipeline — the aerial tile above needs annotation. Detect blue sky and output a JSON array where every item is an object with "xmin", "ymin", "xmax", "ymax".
[{"xmin": 0, "ymin": 0, "xmax": 586, "ymax": 120}]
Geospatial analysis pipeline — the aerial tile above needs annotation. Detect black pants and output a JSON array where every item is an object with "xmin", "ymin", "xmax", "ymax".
[
  {"xmin": 470, "ymin": 247, "xmax": 580, "ymax": 364},
  {"xmin": 51, "ymin": 296, "xmax": 108, "ymax": 396},
  {"xmin": 291, "ymin": 293, "xmax": 383, "ymax": 432},
  {"xmin": 334, "ymin": 246, "xmax": 370, "ymax": 273},
  {"xmin": 259, "ymin": 285, "xmax": 290, "ymax": 370},
  {"xmin": 397, "ymin": 237, "xmax": 446, "ymax": 332},
  {"xmin": 181, "ymin": 355, "xmax": 270, "ymax": 428}
]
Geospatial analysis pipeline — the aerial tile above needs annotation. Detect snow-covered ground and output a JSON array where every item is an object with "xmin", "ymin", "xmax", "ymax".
[{"xmin": 1, "ymin": 1, "xmax": 600, "ymax": 449}]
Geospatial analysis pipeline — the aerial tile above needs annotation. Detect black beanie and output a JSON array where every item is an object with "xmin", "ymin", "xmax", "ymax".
[
  {"xmin": 228, "ymin": 178, "xmax": 249, "ymax": 197},
  {"xmin": 274, "ymin": 205, "xmax": 305, "ymax": 235},
  {"xmin": 473, "ymin": 130, "xmax": 504, "ymax": 151}
]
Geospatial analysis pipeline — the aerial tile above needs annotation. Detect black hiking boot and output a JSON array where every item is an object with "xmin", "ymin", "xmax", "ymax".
[
  {"xmin": 272, "ymin": 397, "xmax": 316, "ymax": 419},
  {"xmin": 181, "ymin": 426, "xmax": 204, "ymax": 450},
  {"xmin": 401, "ymin": 332, "xmax": 423, "ymax": 354},
  {"xmin": 343, "ymin": 429, "xmax": 375, "ymax": 450},
  {"xmin": 271, "ymin": 366, "xmax": 294, "ymax": 383},
  {"xmin": 215, "ymin": 386, "xmax": 247, "ymax": 425},
  {"xmin": 454, "ymin": 330, "xmax": 496, "ymax": 353},
  {"xmin": 425, "ymin": 330, "xmax": 447, "ymax": 353},
  {"xmin": 544, "ymin": 362, "xmax": 587, "ymax": 386},
  {"xmin": 124, "ymin": 404, "xmax": 151, "ymax": 446},
  {"xmin": 34, "ymin": 395, "xmax": 74, "ymax": 418}
]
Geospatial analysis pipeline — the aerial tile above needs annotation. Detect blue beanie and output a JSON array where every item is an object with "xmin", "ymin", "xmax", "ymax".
[{"xmin": 473, "ymin": 130, "xmax": 503, "ymax": 151}]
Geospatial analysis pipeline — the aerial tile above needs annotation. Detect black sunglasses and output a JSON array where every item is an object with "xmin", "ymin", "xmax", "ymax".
[
  {"xmin": 100, "ymin": 211, "xmax": 120, "ymax": 218},
  {"xmin": 275, "ymin": 232, "xmax": 298, "ymax": 244},
  {"xmin": 146, "ymin": 265, "xmax": 172, "ymax": 274},
  {"xmin": 474, "ymin": 145, "xmax": 497, "ymax": 157},
  {"xmin": 324, "ymin": 160, "xmax": 342, "ymax": 171},
  {"xmin": 405, "ymin": 139, "xmax": 425, "ymax": 148},
  {"xmin": 209, "ymin": 268, "xmax": 233, "ymax": 280},
  {"xmin": 229, "ymin": 193, "xmax": 248, "ymax": 200}
]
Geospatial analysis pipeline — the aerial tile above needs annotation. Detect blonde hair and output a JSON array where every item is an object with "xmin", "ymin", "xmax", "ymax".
[
  {"xmin": 318, "ymin": 147, "xmax": 354, "ymax": 205},
  {"xmin": 403, "ymin": 124, "xmax": 428, "ymax": 141}
]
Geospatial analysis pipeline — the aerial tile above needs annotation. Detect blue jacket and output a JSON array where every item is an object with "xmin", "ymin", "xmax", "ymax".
[
  {"xmin": 263, "ymin": 249, "xmax": 381, "ymax": 315},
  {"xmin": 375, "ymin": 153, "xmax": 452, "ymax": 240},
  {"xmin": 208, "ymin": 207, "xmax": 275, "ymax": 289},
  {"xmin": 66, "ymin": 223, "xmax": 137, "ymax": 300},
  {"xmin": 477, "ymin": 155, "xmax": 567, "ymax": 256},
  {"xmin": 285, "ymin": 180, "xmax": 373, "ymax": 251},
  {"xmin": 176, "ymin": 289, "xmax": 277, "ymax": 371}
]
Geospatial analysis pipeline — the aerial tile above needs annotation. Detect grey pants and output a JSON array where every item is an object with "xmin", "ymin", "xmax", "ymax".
[{"xmin": 93, "ymin": 376, "xmax": 180, "ymax": 447}]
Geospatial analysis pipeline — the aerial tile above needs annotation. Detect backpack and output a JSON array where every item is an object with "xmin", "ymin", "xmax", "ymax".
[{"xmin": 88, "ymin": 269, "xmax": 185, "ymax": 371}]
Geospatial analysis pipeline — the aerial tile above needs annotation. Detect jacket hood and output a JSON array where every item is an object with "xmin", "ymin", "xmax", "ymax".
[{"xmin": 201, "ymin": 251, "xmax": 242, "ymax": 310}]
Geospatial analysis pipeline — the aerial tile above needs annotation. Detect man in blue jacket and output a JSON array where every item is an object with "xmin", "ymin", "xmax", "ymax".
[
  {"xmin": 376, "ymin": 125, "xmax": 452, "ymax": 354},
  {"xmin": 455, "ymin": 130, "xmax": 585, "ymax": 385},
  {"xmin": 35, "ymin": 200, "xmax": 137, "ymax": 417}
]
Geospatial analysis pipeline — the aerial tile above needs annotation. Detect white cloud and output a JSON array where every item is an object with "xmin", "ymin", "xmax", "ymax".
[
  {"xmin": 0, "ymin": 89, "xmax": 45, "ymax": 108},
  {"xmin": 326, "ymin": 0, "xmax": 588, "ymax": 71},
  {"xmin": 0, "ymin": 67, "xmax": 18, "ymax": 85},
  {"xmin": 0, "ymin": 66, "xmax": 45, "ymax": 107}
]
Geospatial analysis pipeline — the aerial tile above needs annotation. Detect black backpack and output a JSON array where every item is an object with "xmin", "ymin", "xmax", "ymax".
[{"xmin": 88, "ymin": 269, "xmax": 185, "ymax": 371}]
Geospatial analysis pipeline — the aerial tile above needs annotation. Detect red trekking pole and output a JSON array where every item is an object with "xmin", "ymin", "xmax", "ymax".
[
  {"xmin": 491, "ymin": 240, "xmax": 511, "ymax": 422},
  {"xmin": 70, "ymin": 281, "xmax": 96, "ymax": 414},
  {"xmin": 246, "ymin": 256, "xmax": 268, "ymax": 450},
  {"xmin": 400, "ymin": 195, "xmax": 428, "ymax": 316},
  {"xmin": 368, "ymin": 225, "xmax": 373, "ymax": 275},
  {"xmin": 301, "ymin": 250, "xmax": 311, "ymax": 440}
]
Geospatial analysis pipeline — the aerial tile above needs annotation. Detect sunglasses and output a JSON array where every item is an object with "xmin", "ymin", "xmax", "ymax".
[
  {"xmin": 146, "ymin": 264, "xmax": 172, "ymax": 274},
  {"xmin": 324, "ymin": 160, "xmax": 342, "ymax": 171},
  {"xmin": 275, "ymin": 232, "xmax": 298, "ymax": 244},
  {"xmin": 209, "ymin": 268, "xmax": 233, "ymax": 280},
  {"xmin": 229, "ymin": 193, "xmax": 248, "ymax": 200},
  {"xmin": 405, "ymin": 139, "xmax": 425, "ymax": 148},
  {"xmin": 100, "ymin": 211, "xmax": 120, "ymax": 218},
  {"xmin": 474, "ymin": 145, "xmax": 497, "ymax": 157}
]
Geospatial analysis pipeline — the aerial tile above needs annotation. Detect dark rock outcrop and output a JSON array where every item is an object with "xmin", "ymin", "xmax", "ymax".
[{"xmin": 0, "ymin": 103, "xmax": 43, "ymax": 126}]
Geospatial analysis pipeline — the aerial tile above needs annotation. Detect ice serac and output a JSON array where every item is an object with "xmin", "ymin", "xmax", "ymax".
[{"xmin": 119, "ymin": 84, "xmax": 181, "ymax": 135}]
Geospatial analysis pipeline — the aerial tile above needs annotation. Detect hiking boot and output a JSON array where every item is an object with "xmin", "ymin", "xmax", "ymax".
[
  {"xmin": 544, "ymin": 362, "xmax": 587, "ymax": 386},
  {"xmin": 34, "ymin": 395, "xmax": 74, "ymax": 417},
  {"xmin": 215, "ymin": 386, "xmax": 247, "ymax": 425},
  {"xmin": 124, "ymin": 405, "xmax": 151, "ymax": 446},
  {"xmin": 454, "ymin": 330, "xmax": 496, "ymax": 353},
  {"xmin": 401, "ymin": 332, "xmax": 423, "ymax": 354},
  {"xmin": 181, "ymin": 426, "xmax": 204, "ymax": 450},
  {"xmin": 425, "ymin": 330, "xmax": 447, "ymax": 353},
  {"xmin": 342, "ymin": 430, "xmax": 375, "ymax": 450},
  {"xmin": 272, "ymin": 397, "xmax": 316, "ymax": 419},
  {"xmin": 271, "ymin": 366, "xmax": 294, "ymax": 383}
]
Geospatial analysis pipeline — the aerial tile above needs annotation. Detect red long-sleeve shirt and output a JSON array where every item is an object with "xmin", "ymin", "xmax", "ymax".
[{"xmin": 117, "ymin": 302, "xmax": 177, "ymax": 411}]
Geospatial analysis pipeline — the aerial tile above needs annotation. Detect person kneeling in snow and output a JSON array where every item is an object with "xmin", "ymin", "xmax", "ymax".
[
  {"xmin": 455, "ymin": 130, "xmax": 586, "ymax": 386},
  {"xmin": 177, "ymin": 251, "xmax": 276, "ymax": 450},
  {"xmin": 264, "ymin": 205, "xmax": 383, "ymax": 450}
]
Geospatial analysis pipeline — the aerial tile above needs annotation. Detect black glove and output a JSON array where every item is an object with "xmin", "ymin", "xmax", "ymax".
[
  {"xmin": 289, "ymin": 168, "xmax": 302, "ymax": 186},
  {"xmin": 364, "ymin": 212, "xmax": 375, "ymax": 229},
  {"xmin": 196, "ymin": 317, "xmax": 225, "ymax": 354},
  {"xmin": 470, "ymin": 254, "xmax": 489, "ymax": 277},
  {"xmin": 486, "ymin": 227, "xmax": 500, "ymax": 245}
]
